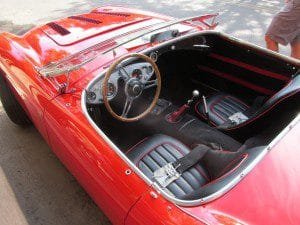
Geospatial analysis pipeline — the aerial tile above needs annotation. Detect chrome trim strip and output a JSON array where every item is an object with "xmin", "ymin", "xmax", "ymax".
[
  {"xmin": 38, "ymin": 14, "xmax": 218, "ymax": 77},
  {"xmin": 102, "ymin": 14, "xmax": 218, "ymax": 54},
  {"xmin": 81, "ymin": 30, "xmax": 300, "ymax": 206}
]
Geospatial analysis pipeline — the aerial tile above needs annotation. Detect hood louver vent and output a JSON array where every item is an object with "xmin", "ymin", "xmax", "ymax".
[
  {"xmin": 92, "ymin": 11, "xmax": 130, "ymax": 17},
  {"xmin": 47, "ymin": 22, "xmax": 70, "ymax": 35},
  {"xmin": 68, "ymin": 16, "xmax": 102, "ymax": 24}
]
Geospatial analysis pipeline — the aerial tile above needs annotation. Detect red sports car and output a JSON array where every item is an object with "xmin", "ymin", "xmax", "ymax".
[{"xmin": 0, "ymin": 6, "xmax": 300, "ymax": 225}]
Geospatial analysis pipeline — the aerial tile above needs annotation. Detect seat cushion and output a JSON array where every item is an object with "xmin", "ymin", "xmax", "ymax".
[
  {"xmin": 127, "ymin": 134, "xmax": 209, "ymax": 198},
  {"xmin": 196, "ymin": 93, "xmax": 249, "ymax": 126}
]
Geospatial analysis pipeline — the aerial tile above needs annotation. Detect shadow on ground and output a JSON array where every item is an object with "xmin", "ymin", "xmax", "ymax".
[{"xmin": 0, "ymin": 105, "xmax": 111, "ymax": 225}]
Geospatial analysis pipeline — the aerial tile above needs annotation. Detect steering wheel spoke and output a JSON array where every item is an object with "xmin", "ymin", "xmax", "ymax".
[
  {"xmin": 144, "ymin": 79, "xmax": 158, "ymax": 89},
  {"xmin": 122, "ymin": 97, "xmax": 134, "ymax": 118},
  {"xmin": 118, "ymin": 66, "xmax": 130, "ymax": 81}
]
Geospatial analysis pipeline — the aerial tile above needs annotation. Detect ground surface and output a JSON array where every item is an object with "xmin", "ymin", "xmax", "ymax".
[{"xmin": 0, "ymin": 1, "xmax": 289, "ymax": 225}]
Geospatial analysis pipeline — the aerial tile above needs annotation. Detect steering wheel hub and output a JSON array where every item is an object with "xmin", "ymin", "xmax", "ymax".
[
  {"xmin": 102, "ymin": 53, "xmax": 161, "ymax": 122},
  {"xmin": 126, "ymin": 78, "xmax": 143, "ymax": 98}
]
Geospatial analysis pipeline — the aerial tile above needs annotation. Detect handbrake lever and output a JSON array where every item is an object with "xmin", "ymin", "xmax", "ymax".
[
  {"xmin": 202, "ymin": 95, "xmax": 211, "ymax": 125},
  {"xmin": 166, "ymin": 90, "xmax": 199, "ymax": 123}
]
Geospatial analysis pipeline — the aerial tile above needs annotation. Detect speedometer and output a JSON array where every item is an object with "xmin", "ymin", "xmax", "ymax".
[{"xmin": 107, "ymin": 82, "xmax": 116, "ymax": 98}]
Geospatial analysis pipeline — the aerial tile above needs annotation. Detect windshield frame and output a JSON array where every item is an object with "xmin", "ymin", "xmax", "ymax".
[{"xmin": 37, "ymin": 14, "xmax": 219, "ymax": 78}]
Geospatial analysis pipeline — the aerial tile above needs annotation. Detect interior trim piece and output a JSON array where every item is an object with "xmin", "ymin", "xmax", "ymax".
[
  {"xmin": 197, "ymin": 64, "xmax": 275, "ymax": 95},
  {"xmin": 92, "ymin": 11, "xmax": 131, "ymax": 17},
  {"xmin": 209, "ymin": 53, "xmax": 289, "ymax": 81}
]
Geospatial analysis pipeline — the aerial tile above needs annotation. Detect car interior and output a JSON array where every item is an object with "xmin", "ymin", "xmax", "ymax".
[{"xmin": 84, "ymin": 32, "xmax": 300, "ymax": 201}]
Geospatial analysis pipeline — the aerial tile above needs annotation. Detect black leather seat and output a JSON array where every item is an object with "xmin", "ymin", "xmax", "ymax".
[
  {"xmin": 196, "ymin": 75, "xmax": 300, "ymax": 128},
  {"xmin": 196, "ymin": 93, "xmax": 250, "ymax": 126},
  {"xmin": 127, "ymin": 134, "xmax": 209, "ymax": 198}
]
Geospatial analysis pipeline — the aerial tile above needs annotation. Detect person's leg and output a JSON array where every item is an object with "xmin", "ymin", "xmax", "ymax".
[
  {"xmin": 291, "ymin": 37, "xmax": 300, "ymax": 59},
  {"xmin": 265, "ymin": 34, "xmax": 279, "ymax": 52}
]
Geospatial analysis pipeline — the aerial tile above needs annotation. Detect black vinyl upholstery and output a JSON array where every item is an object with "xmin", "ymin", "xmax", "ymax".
[
  {"xmin": 196, "ymin": 93, "xmax": 249, "ymax": 125},
  {"xmin": 196, "ymin": 75, "xmax": 300, "ymax": 127},
  {"xmin": 127, "ymin": 134, "xmax": 209, "ymax": 198}
]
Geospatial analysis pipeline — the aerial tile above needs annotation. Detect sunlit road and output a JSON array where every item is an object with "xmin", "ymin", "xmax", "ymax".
[{"xmin": 0, "ymin": 1, "xmax": 288, "ymax": 225}]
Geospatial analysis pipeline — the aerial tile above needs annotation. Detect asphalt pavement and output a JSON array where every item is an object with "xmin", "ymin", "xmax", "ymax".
[{"xmin": 0, "ymin": 1, "xmax": 290, "ymax": 225}]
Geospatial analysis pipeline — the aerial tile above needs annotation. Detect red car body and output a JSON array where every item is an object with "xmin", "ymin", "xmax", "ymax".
[{"xmin": 0, "ymin": 6, "xmax": 299, "ymax": 225}]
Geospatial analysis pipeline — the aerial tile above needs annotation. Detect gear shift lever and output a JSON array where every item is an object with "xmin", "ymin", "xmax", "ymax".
[
  {"xmin": 167, "ymin": 90, "xmax": 200, "ymax": 123},
  {"xmin": 188, "ymin": 90, "xmax": 200, "ymax": 105}
]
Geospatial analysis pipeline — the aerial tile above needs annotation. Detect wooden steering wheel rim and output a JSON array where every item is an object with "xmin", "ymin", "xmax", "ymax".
[{"xmin": 102, "ymin": 53, "xmax": 161, "ymax": 122}]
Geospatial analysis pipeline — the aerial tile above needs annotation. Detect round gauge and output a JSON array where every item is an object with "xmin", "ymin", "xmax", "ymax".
[
  {"xmin": 107, "ymin": 82, "xmax": 116, "ymax": 98},
  {"xmin": 86, "ymin": 91, "xmax": 96, "ymax": 101},
  {"xmin": 132, "ymin": 69, "xmax": 142, "ymax": 78},
  {"xmin": 147, "ymin": 65, "xmax": 153, "ymax": 74},
  {"xmin": 150, "ymin": 52, "xmax": 158, "ymax": 62}
]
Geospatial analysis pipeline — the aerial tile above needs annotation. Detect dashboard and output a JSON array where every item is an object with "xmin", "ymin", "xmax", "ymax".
[{"xmin": 86, "ymin": 62, "xmax": 154, "ymax": 104}]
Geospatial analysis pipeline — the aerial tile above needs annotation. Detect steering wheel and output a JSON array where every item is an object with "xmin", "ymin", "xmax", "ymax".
[{"xmin": 102, "ymin": 53, "xmax": 161, "ymax": 122}]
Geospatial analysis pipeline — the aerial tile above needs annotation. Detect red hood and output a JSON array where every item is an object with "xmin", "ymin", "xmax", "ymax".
[
  {"xmin": 15, "ymin": 6, "xmax": 170, "ymax": 67},
  {"xmin": 42, "ymin": 9, "xmax": 155, "ymax": 46},
  {"xmin": 181, "ymin": 117, "xmax": 300, "ymax": 225}
]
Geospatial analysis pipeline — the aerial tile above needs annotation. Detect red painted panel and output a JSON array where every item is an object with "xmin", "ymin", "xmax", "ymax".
[
  {"xmin": 43, "ymin": 93, "xmax": 148, "ymax": 225},
  {"xmin": 182, "ymin": 121, "xmax": 300, "ymax": 225},
  {"xmin": 125, "ymin": 190, "xmax": 206, "ymax": 225}
]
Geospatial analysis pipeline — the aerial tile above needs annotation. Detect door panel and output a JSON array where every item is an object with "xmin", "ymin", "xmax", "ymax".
[
  {"xmin": 125, "ymin": 189, "xmax": 205, "ymax": 225},
  {"xmin": 44, "ymin": 93, "xmax": 148, "ymax": 225}
]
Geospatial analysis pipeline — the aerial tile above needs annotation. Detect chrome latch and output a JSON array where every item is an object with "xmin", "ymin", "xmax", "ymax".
[
  {"xmin": 228, "ymin": 112, "xmax": 248, "ymax": 125},
  {"xmin": 153, "ymin": 163, "xmax": 181, "ymax": 188}
]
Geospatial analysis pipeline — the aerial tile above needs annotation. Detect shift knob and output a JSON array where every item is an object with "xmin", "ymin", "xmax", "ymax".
[
  {"xmin": 187, "ymin": 89, "xmax": 200, "ymax": 105},
  {"xmin": 192, "ymin": 90, "xmax": 200, "ymax": 98}
]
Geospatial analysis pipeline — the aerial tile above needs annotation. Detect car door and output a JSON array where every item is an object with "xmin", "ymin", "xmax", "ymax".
[
  {"xmin": 43, "ymin": 92, "xmax": 149, "ymax": 225},
  {"xmin": 125, "ymin": 187, "xmax": 206, "ymax": 225}
]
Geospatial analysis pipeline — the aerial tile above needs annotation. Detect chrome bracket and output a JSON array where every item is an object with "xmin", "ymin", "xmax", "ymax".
[
  {"xmin": 153, "ymin": 163, "xmax": 181, "ymax": 188},
  {"xmin": 56, "ymin": 71, "xmax": 75, "ymax": 94}
]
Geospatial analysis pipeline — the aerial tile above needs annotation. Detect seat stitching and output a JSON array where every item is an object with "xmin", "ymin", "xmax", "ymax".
[
  {"xmin": 155, "ymin": 149, "xmax": 197, "ymax": 191},
  {"xmin": 214, "ymin": 105, "xmax": 232, "ymax": 118},
  {"xmin": 141, "ymin": 155, "xmax": 161, "ymax": 172},
  {"xmin": 201, "ymin": 154, "xmax": 248, "ymax": 188},
  {"xmin": 162, "ymin": 144, "xmax": 183, "ymax": 159},
  {"xmin": 226, "ymin": 96, "xmax": 249, "ymax": 108},
  {"xmin": 182, "ymin": 170, "xmax": 203, "ymax": 189},
  {"xmin": 134, "ymin": 142, "xmax": 181, "ymax": 164},
  {"xmin": 160, "ymin": 145, "xmax": 209, "ymax": 183},
  {"xmin": 138, "ymin": 160, "xmax": 154, "ymax": 174},
  {"xmin": 221, "ymin": 99, "xmax": 244, "ymax": 113},
  {"xmin": 147, "ymin": 153, "xmax": 165, "ymax": 167},
  {"xmin": 168, "ymin": 181, "xmax": 187, "ymax": 195},
  {"xmin": 140, "ymin": 157, "xmax": 158, "ymax": 172},
  {"xmin": 126, "ymin": 137, "xmax": 149, "ymax": 154},
  {"xmin": 194, "ymin": 166, "xmax": 210, "ymax": 181},
  {"xmin": 160, "ymin": 144, "xmax": 179, "ymax": 160},
  {"xmin": 225, "ymin": 90, "xmax": 300, "ymax": 130}
]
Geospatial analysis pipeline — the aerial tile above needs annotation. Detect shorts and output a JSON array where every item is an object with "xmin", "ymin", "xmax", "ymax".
[{"xmin": 266, "ymin": 0, "xmax": 300, "ymax": 45}]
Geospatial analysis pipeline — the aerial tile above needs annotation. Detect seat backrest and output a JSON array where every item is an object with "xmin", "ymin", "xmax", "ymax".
[
  {"xmin": 260, "ymin": 74, "xmax": 300, "ymax": 112},
  {"xmin": 224, "ymin": 74, "xmax": 300, "ymax": 136}
]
